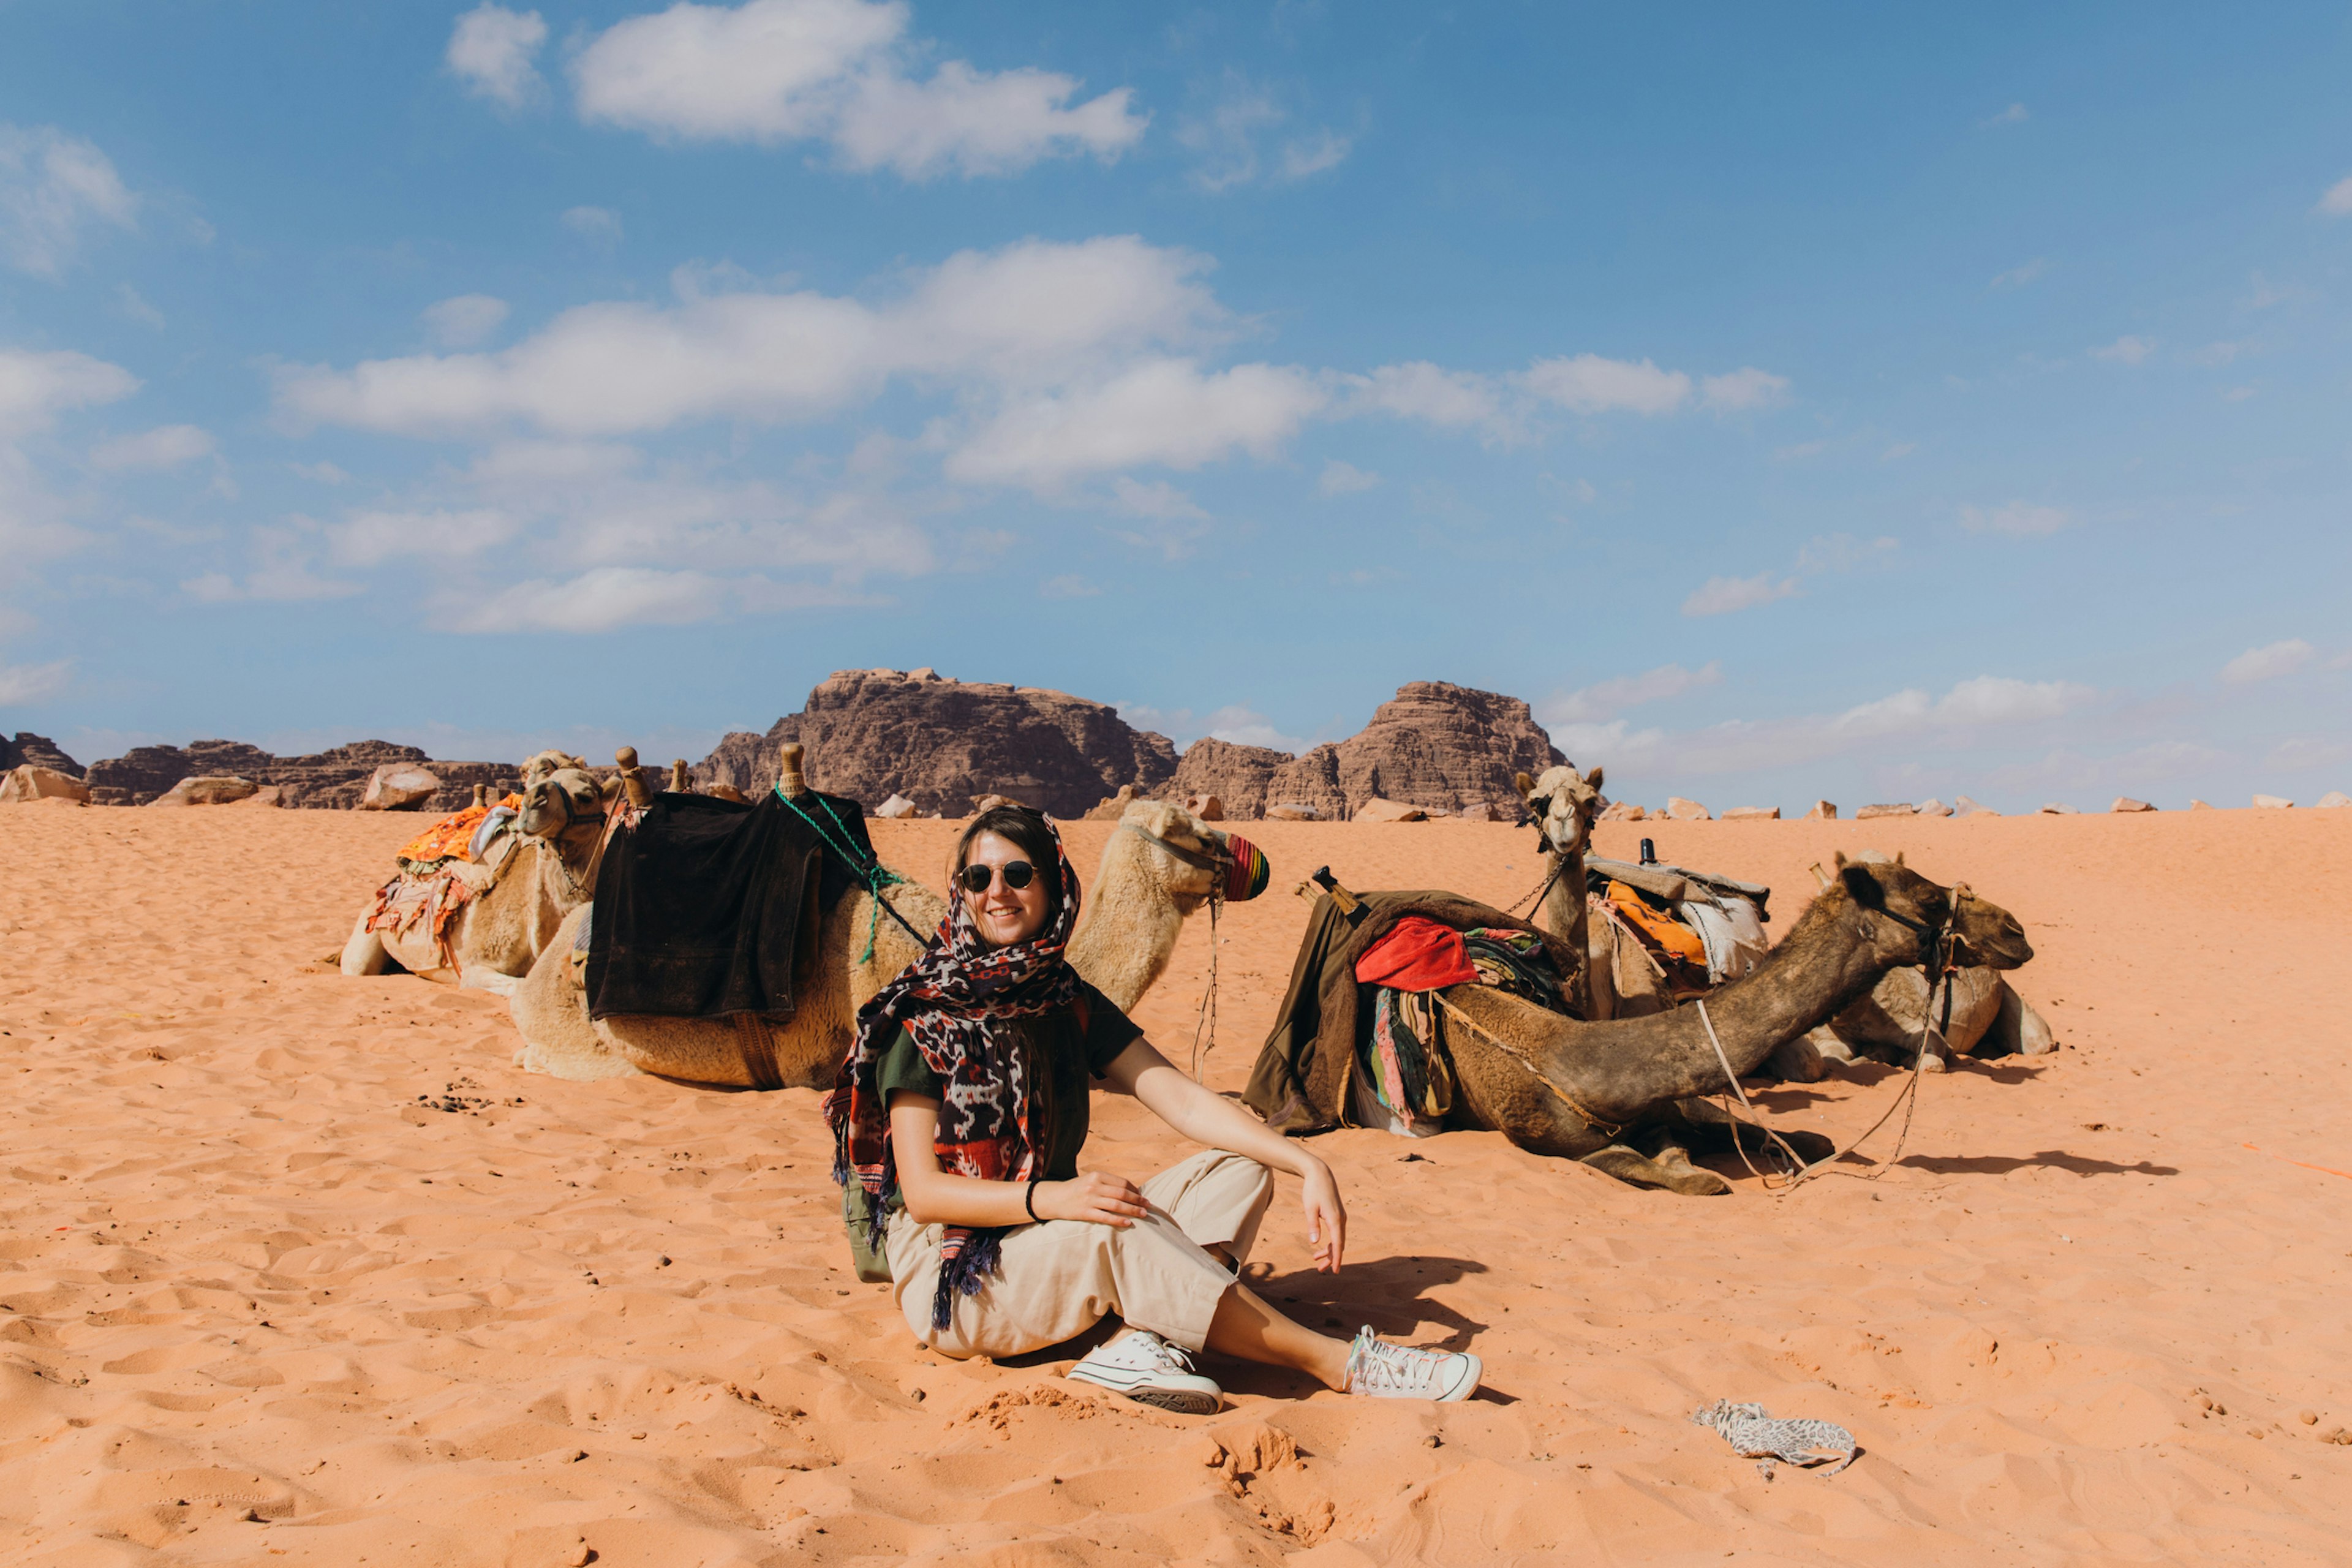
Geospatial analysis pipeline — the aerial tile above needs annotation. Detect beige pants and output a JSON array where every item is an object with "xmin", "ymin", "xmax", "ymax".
[{"xmin": 886, "ymin": 1148, "xmax": 1274, "ymax": 1357}]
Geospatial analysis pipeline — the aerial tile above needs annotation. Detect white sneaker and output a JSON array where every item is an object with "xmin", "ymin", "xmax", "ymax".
[
  {"xmin": 1068, "ymin": 1329, "xmax": 1224, "ymax": 1414},
  {"xmin": 1344, "ymin": 1327, "xmax": 1482, "ymax": 1401}
]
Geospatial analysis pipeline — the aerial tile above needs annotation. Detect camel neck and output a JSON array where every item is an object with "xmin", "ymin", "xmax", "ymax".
[{"xmin": 1694, "ymin": 892, "xmax": 1894, "ymax": 1074}]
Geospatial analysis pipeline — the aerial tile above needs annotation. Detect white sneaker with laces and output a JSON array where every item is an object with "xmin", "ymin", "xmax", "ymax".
[
  {"xmin": 1067, "ymin": 1329, "xmax": 1224, "ymax": 1414},
  {"xmin": 1344, "ymin": 1327, "xmax": 1482, "ymax": 1401}
]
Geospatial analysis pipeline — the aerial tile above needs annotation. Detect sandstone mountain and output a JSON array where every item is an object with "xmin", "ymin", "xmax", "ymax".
[
  {"xmin": 2, "ymin": 733, "xmax": 83, "ymax": 777},
  {"xmin": 694, "ymin": 668, "xmax": 1180, "ymax": 817},
  {"xmin": 83, "ymin": 739, "xmax": 521, "ymax": 810},
  {"xmin": 1165, "ymin": 682, "xmax": 1563, "ymax": 820}
]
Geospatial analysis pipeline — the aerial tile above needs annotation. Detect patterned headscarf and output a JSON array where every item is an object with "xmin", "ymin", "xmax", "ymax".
[{"xmin": 825, "ymin": 814, "xmax": 1084, "ymax": 1331}]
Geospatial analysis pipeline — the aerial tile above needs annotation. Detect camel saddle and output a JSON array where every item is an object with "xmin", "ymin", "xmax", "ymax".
[
  {"xmin": 585, "ymin": 787, "xmax": 875, "ymax": 1022},
  {"xmin": 1243, "ymin": 891, "xmax": 1577, "ymax": 1136}
]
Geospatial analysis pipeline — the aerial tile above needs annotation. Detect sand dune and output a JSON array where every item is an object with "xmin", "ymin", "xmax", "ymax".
[{"xmin": 1, "ymin": 804, "xmax": 2346, "ymax": 1565}]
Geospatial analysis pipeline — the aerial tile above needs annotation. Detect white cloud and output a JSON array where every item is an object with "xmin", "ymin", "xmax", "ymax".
[
  {"xmin": 1959, "ymin": 500, "xmax": 2070, "ymax": 537},
  {"xmin": 1795, "ymin": 533, "xmax": 1898, "ymax": 573},
  {"xmin": 330, "ymin": 507, "xmax": 520, "ymax": 565},
  {"xmin": 2090, "ymin": 334, "xmax": 2156, "ymax": 365},
  {"xmin": 1700, "ymin": 367, "xmax": 1790, "ymax": 411},
  {"xmin": 2192, "ymin": 340, "xmax": 2246, "ymax": 367},
  {"xmin": 277, "ymin": 234, "xmax": 1219, "ymax": 439},
  {"xmin": 945, "ymin": 358, "xmax": 1325, "ymax": 489},
  {"xmin": 448, "ymin": 4, "xmax": 548, "ymax": 108},
  {"xmin": 1203, "ymin": 703, "xmax": 1308, "ymax": 753},
  {"xmin": 1980, "ymin": 102, "xmax": 2029, "ymax": 128},
  {"xmin": 1542, "ymin": 660, "xmax": 1722, "ymax": 726},
  {"xmin": 0, "ymin": 658, "xmax": 70, "ymax": 704},
  {"xmin": 1520, "ymin": 354, "xmax": 1691, "ymax": 415},
  {"xmin": 1554, "ymin": 674, "xmax": 2097, "ymax": 780},
  {"xmin": 1038, "ymin": 573, "xmax": 1099, "ymax": 599},
  {"xmin": 1176, "ymin": 77, "xmax": 1348, "ymax": 191},
  {"xmin": 2316, "ymin": 175, "xmax": 2352, "ymax": 217},
  {"xmin": 1318, "ymin": 458, "xmax": 1379, "ymax": 495},
  {"xmin": 1682, "ymin": 571, "xmax": 1798, "ymax": 617},
  {"xmin": 89, "ymin": 423, "xmax": 214, "ymax": 470},
  {"xmin": 423, "ymin": 293, "xmax": 511, "ymax": 348},
  {"xmin": 288, "ymin": 459, "xmax": 349, "ymax": 484},
  {"xmin": 562, "ymin": 205, "xmax": 625, "ymax": 246},
  {"xmin": 182, "ymin": 527, "xmax": 363, "ymax": 603},
  {"xmin": 2267, "ymin": 735, "xmax": 2351, "ymax": 771},
  {"xmin": 1107, "ymin": 475, "xmax": 1207, "ymax": 521},
  {"xmin": 1989, "ymin": 258, "xmax": 2048, "ymax": 290},
  {"xmin": 0, "ymin": 347, "xmax": 139, "ymax": 434},
  {"xmin": 0, "ymin": 124, "xmax": 137, "ymax": 278},
  {"xmin": 1280, "ymin": 130, "xmax": 1351, "ymax": 181},
  {"xmin": 2222, "ymin": 638, "xmax": 2314, "ymax": 685},
  {"xmin": 440, "ymin": 565, "xmax": 869, "ymax": 633},
  {"xmin": 2221, "ymin": 385, "xmax": 2256, "ymax": 403},
  {"xmin": 571, "ymin": 0, "xmax": 1144, "ymax": 178},
  {"xmin": 115, "ymin": 283, "xmax": 165, "ymax": 329},
  {"xmin": 1350, "ymin": 361, "xmax": 1507, "ymax": 431}
]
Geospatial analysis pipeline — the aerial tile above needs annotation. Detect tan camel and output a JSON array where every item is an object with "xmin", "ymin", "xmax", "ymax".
[
  {"xmin": 1513, "ymin": 764, "xmax": 1604, "ymax": 1016},
  {"xmin": 339, "ymin": 765, "xmax": 611, "ymax": 990},
  {"xmin": 1433, "ymin": 853, "xmax": 2034, "ymax": 1193},
  {"xmin": 510, "ymin": 791, "xmax": 1246, "ymax": 1087}
]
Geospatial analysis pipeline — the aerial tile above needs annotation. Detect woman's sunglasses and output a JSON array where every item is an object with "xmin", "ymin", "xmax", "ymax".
[{"xmin": 957, "ymin": 860, "xmax": 1038, "ymax": 894}]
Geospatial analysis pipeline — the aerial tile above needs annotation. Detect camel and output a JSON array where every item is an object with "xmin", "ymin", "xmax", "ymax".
[
  {"xmin": 509, "ymin": 769, "xmax": 1250, "ymax": 1089},
  {"xmin": 1513, "ymin": 764, "xmax": 1604, "ymax": 1016},
  {"xmin": 338, "ymin": 764, "xmax": 611, "ymax": 990},
  {"xmin": 1432, "ymin": 852, "xmax": 2034, "ymax": 1194}
]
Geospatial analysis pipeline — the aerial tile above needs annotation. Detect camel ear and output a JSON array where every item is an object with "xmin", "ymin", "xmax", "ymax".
[
  {"xmin": 1513, "ymin": 771, "xmax": 1535, "ymax": 796},
  {"xmin": 1831, "ymin": 850, "xmax": 1850, "ymax": 870},
  {"xmin": 1893, "ymin": 850, "xmax": 1906, "ymax": 866},
  {"xmin": 1839, "ymin": 864, "xmax": 1884, "ymax": 908},
  {"xmin": 1586, "ymin": 764, "xmax": 1604, "ymax": 791}
]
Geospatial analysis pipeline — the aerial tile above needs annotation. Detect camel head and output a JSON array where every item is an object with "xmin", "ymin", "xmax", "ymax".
[
  {"xmin": 518, "ymin": 766, "xmax": 606, "ymax": 839},
  {"xmin": 1515, "ymin": 763, "xmax": 1605, "ymax": 858},
  {"xmin": 1114, "ymin": 798, "xmax": 1270, "ymax": 915},
  {"xmin": 522, "ymin": 749, "xmax": 589, "ymax": 787},
  {"xmin": 1840, "ymin": 848, "xmax": 2032, "ymax": 971}
]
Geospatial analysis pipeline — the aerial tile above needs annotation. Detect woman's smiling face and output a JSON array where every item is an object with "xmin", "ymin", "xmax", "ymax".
[{"xmin": 960, "ymin": 830, "xmax": 1050, "ymax": 948}]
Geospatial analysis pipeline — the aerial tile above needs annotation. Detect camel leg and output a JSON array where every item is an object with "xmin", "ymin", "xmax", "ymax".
[
  {"xmin": 510, "ymin": 908, "xmax": 639, "ymax": 1082},
  {"xmin": 1578, "ymin": 1142, "xmax": 1732, "ymax": 1196},
  {"xmin": 341, "ymin": 917, "xmax": 393, "ymax": 976},
  {"xmin": 1667, "ymin": 1097, "xmax": 1836, "ymax": 1166},
  {"xmin": 459, "ymin": 967, "xmax": 522, "ymax": 998},
  {"xmin": 1979, "ymin": 979, "xmax": 2057, "ymax": 1058}
]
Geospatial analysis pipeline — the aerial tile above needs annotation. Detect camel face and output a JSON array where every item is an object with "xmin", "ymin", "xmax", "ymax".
[
  {"xmin": 1521, "ymin": 763, "xmax": 1604, "ymax": 856},
  {"xmin": 519, "ymin": 767, "xmax": 603, "ymax": 839},
  {"xmin": 1949, "ymin": 886, "xmax": 2033, "ymax": 971},
  {"xmin": 1115, "ymin": 799, "xmax": 1226, "ymax": 911}
]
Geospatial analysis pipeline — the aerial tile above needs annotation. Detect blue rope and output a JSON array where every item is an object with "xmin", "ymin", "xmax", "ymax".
[{"xmin": 774, "ymin": 784, "xmax": 915, "ymax": 963}]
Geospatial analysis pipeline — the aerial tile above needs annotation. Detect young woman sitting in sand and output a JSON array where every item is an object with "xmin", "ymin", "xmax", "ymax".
[{"xmin": 827, "ymin": 804, "xmax": 1482, "ymax": 1412}]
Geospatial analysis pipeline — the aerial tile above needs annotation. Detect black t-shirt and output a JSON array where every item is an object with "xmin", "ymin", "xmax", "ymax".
[{"xmin": 876, "ymin": 979, "xmax": 1143, "ymax": 1180}]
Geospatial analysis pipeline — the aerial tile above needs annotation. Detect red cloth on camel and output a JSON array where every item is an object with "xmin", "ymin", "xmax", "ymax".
[{"xmin": 1352, "ymin": 915, "xmax": 1479, "ymax": 992}]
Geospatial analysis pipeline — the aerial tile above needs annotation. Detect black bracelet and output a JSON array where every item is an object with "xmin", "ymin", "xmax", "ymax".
[{"xmin": 1024, "ymin": 1178, "xmax": 1043, "ymax": 1223}]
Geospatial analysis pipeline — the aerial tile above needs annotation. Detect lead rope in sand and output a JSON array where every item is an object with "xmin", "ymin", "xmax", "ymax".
[
  {"xmin": 1695, "ymin": 925, "xmax": 1955, "ymax": 1193},
  {"xmin": 1188, "ymin": 886, "xmax": 1222, "ymax": 1082}
]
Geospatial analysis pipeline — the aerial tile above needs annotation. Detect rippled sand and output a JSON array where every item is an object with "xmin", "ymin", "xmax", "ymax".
[{"xmin": 1, "ymin": 801, "xmax": 2345, "ymax": 1566}]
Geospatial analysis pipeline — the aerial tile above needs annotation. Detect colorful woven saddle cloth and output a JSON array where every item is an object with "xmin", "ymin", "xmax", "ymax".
[{"xmin": 395, "ymin": 794, "xmax": 523, "ymax": 869}]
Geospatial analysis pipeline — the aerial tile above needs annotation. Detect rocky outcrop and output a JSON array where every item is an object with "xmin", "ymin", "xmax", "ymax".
[
  {"xmin": 1156, "ymin": 682, "xmax": 1562, "ymax": 821},
  {"xmin": 361, "ymin": 764, "xmax": 440, "ymax": 810},
  {"xmin": 0, "ymin": 764, "xmax": 89, "ymax": 804},
  {"xmin": 85, "ymin": 738, "xmax": 520, "ymax": 810},
  {"xmin": 1, "ymin": 733, "xmax": 83, "ymax": 777},
  {"xmin": 150, "ymin": 776, "xmax": 259, "ymax": 807},
  {"xmin": 693, "ymin": 668, "xmax": 1180, "ymax": 818}
]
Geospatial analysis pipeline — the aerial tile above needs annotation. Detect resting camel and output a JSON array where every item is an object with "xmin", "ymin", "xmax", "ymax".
[
  {"xmin": 510, "ymin": 769, "xmax": 1250, "ymax": 1088},
  {"xmin": 1513, "ymin": 763, "xmax": 1604, "ymax": 1017},
  {"xmin": 338, "ymin": 758, "xmax": 610, "ymax": 990},
  {"xmin": 1435, "ymin": 853, "xmax": 2034, "ymax": 1194}
]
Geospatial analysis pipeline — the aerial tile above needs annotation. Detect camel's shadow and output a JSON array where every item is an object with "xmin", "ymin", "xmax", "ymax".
[{"xmin": 1897, "ymin": 1150, "xmax": 2179, "ymax": 1178}]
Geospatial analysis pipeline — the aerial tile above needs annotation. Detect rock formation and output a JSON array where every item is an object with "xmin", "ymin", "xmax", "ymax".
[
  {"xmin": 0, "ymin": 765, "xmax": 89, "ymax": 804},
  {"xmin": 149, "ymin": 775, "xmax": 258, "ymax": 807},
  {"xmin": 1803, "ymin": 801, "xmax": 1837, "ymax": 820},
  {"xmin": 84, "ymin": 739, "xmax": 520, "ymax": 810},
  {"xmin": 1855, "ymin": 802, "xmax": 1915, "ymax": 820},
  {"xmin": 1721, "ymin": 805, "xmax": 1779, "ymax": 820},
  {"xmin": 0, "ymin": 733, "xmax": 83, "ymax": 777},
  {"xmin": 1665, "ymin": 797, "xmax": 1711, "ymax": 821},
  {"xmin": 1156, "ymin": 682, "xmax": 1562, "ymax": 821},
  {"xmin": 2111, "ymin": 796, "xmax": 2155, "ymax": 813},
  {"xmin": 693, "ymin": 668, "xmax": 1180, "ymax": 818}
]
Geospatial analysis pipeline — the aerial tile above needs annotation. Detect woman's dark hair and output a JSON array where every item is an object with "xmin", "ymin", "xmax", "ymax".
[{"xmin": 953, "ymin": 804, "xmax": 1068, "ymax": 925}]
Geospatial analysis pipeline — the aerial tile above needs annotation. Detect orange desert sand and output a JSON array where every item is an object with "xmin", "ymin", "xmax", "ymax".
[{"xmin": 2, "ymin": 804, "xmax": 2347, "ymax": 1567}]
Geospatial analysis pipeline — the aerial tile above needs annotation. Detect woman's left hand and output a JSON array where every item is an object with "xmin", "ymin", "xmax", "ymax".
[{"xmin": 1298, "ymin": 1156, "xmax": 1347, "ymax": 1273}]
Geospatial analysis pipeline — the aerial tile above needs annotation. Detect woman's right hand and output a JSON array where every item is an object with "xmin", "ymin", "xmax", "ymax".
[{"xmin": 1033, "ymin": 1170, "xmax": 1150, "ymax": 1227}]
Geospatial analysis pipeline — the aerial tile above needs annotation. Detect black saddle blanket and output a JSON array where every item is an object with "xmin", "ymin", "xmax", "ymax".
[{"xmin": 586, "ymin": 789, "xmax": 877, "ymax": 1021}]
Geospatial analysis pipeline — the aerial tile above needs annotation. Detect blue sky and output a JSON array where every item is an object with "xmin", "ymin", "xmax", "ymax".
[{"xmin": 3, "ymin": 1, "xmax": 2348, "ymax": 810}]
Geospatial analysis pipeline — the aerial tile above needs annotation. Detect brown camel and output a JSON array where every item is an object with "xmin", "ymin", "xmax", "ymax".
[
  {"xmin": 1513, "ymin": 763, "xmax": 1604, "ymax": 1017},
  {"xmin": 338, "ymin": 765, "xmax": 611, "ymax": 989},
  {"xmin": 509, "ymin": 790, "xmax": 1249, "ymax": 1088},
  {"xmin": 1435, "ymin": 853, "xmax": 2033, "ymax": 1193}
]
